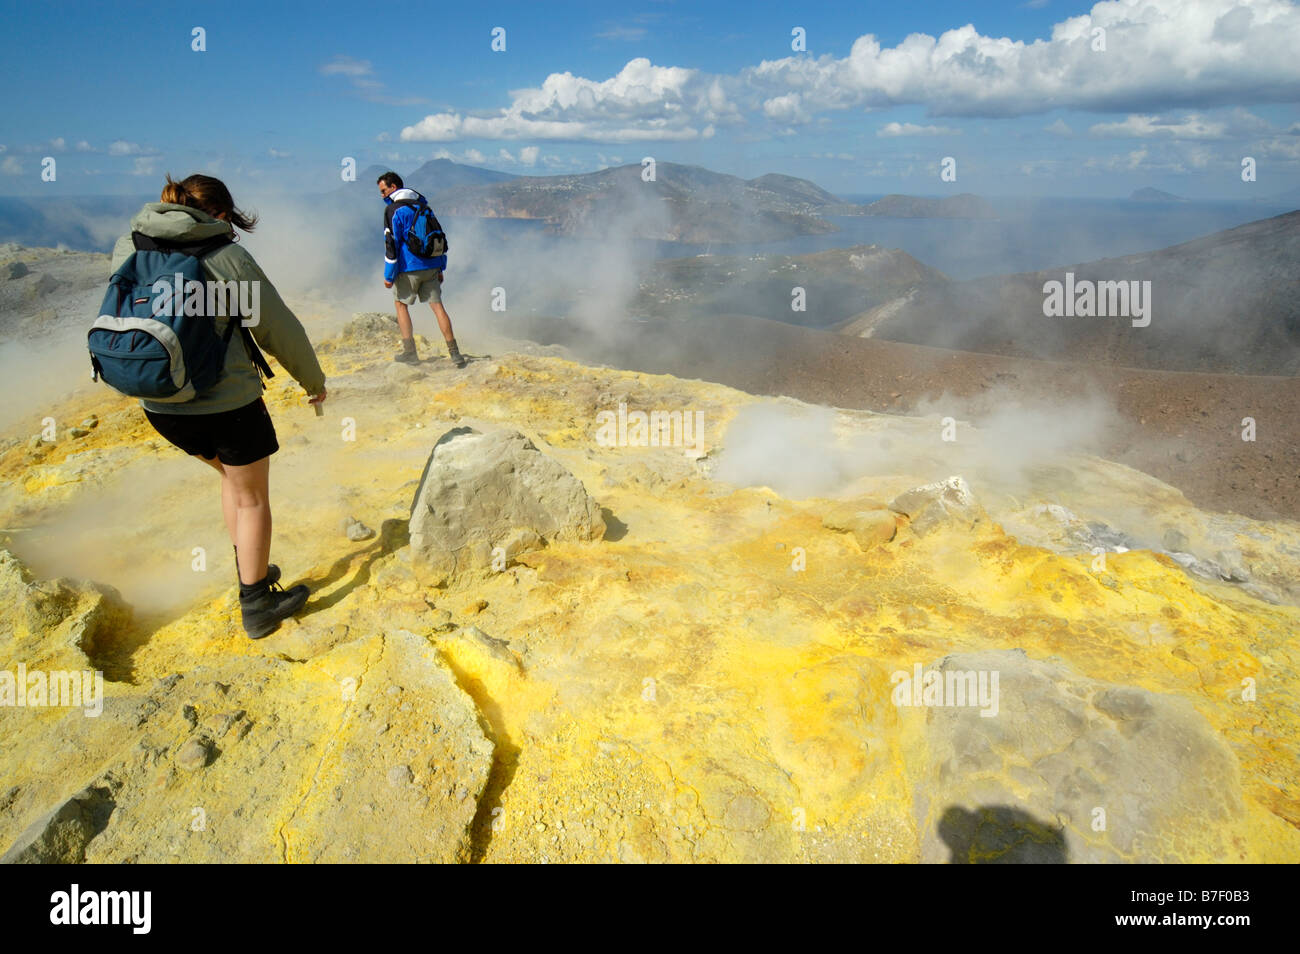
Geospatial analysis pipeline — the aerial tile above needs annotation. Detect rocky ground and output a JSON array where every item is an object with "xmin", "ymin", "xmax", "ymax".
[
  {"xmin": 0, "ymin": 309, "xmax": 1297, "ymax": 863},
  {"xmin": 631, "ymin": 245, "xmax": 946, "ymax": 329},
  {"xmin": 510, "ymin": 312, "xmax": 1300, "ymax": 523},
  {"xmin": 0, "ymin": 243, "xmax": 110, "ymax": 339}
]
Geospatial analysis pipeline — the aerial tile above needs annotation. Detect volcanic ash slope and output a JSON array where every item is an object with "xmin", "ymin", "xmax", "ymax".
[{"xmin": 0, "ymin": 314, "xmax": 1296, "ymax": 863}]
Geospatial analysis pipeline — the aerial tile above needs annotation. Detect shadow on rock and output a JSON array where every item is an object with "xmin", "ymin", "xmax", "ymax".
[
  {"xmin": 1, "ymin": 780, "xmax": 119, "ymax": 863},
  {"xmin": 601, "ymin": 507, "xmax": 628, "ymax": 542},
  {"xmin": 938, "ymin": 805, "xmax": 1068, "ymax": 864},
  {"xmin": 435, "ymin": 651, "xmax": 521, "ymax": 865},
  {"xmin": 297, "ymin": 518, "xmax": 410, "ymax": 617}
]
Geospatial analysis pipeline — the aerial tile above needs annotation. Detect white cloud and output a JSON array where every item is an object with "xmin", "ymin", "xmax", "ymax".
[
  {"xmin": 877, "ymin": 121, "xmax": 958, "ymax": 137},
  {"xmin": 108, "ymin": 140, "xmax": 147, "ymax": 156},
  {"xmin": 2, "ymin": 156, "xmax": 22, "ymax": 175},
  {"xmin": 400, "ymin": 58, "xmax": 736, "ymax": 143},
  {"xmin": 1082, "ymin": 148, "xmax": 1163, "ymax": 172},
  {"xmin": 320, "ymin": 55, "xmax": 372, "ymax": 79},
  {"xmin": 320, "ymin": 54, "xmax": 426, "ymax": 106},
  {"xmin": 762, "ymin": 93, "xmax": 808, "ymax": 123},
  {"xmin": 463, "ymin": 148, "xmax": 486, "ymax": 163},
  {"xmin": 1251, "ymin": 136, "xmax": 1300, "ymax": 160},
  {"xmin": 268, "ymin": 148, "xmax": 292, "ymax": 158},
  {"xmin": 1018, "ymin": 158, "xmax": 1063, "ymax": 176},
  {"xmin": 1088, "ymin": 113, "xmax": 1228, "ymax": 140},
  {"xmin": 1224, "ymin": 108, "xmax": 1273, "ymax": 134},
  {"xmin": 130, "ymin": 157, "xmax": 157, "ymax": 176},
  {"xmin": 594, "ymin": 13, "xmax": 662, "ymax": 43},
  {"xmin": 596, "ymin": 25, "xmax": 648, "ymax": 41},
  {"xmin": 1044, "ymin": 118, "xmax": 1072, "ymax": 136},
  {"xmin": 745, "ymin": 0, "xmax": 1300, "ymax": 119},
  {"xmin": 492, "ymin": 146, "xmax": 543, "ymax": 166},
  {"xmin": 540, "ymin": 153, "xmax": 589, "ymax": 171},
  {"xmin": 393, "ymin": 1, "xmax": 1300, "ymax": 145},
  {"xmin": 75, "ymin": 140, "xmax": 93, "ymax": 152}
]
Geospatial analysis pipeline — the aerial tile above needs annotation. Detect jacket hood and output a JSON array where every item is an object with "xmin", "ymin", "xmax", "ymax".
[
  {"xmin": 130, "ymin": 202, "xmax": 233, "ymax": 244},
  {"xmin": 383, "ymin": 188, "xmax": 422, "ymax": 205}
]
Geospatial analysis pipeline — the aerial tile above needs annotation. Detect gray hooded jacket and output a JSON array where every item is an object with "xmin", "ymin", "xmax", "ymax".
[{"xmin": 109, "ymin": 202, "xmax": 326, "ymax": 415}]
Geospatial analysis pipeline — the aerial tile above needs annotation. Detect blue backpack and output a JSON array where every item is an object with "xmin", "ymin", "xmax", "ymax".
[{"xmin": 88, "ymin": 232, "xmax": 273, "ymax": 402}]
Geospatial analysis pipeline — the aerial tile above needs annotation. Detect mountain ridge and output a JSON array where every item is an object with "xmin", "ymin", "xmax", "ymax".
[{"xmin": 839, "ymin": 209, "xmax": 1300, "ymax": 375}]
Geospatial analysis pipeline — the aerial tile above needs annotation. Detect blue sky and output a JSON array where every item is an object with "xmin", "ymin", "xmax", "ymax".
[{"xmin": 2, "ymin": 0, "xmax": 1298, "ymax": 198}]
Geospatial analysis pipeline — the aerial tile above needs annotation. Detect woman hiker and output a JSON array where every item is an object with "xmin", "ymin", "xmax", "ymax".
[{"xmin": 108, "ymin": 174, "xmax": 327, "ymax": 638}]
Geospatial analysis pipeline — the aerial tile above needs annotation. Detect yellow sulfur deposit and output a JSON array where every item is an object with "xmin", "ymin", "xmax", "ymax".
[{"xmin": 0, "ymin": 318, "xmax": 1295, "ymax": 863}]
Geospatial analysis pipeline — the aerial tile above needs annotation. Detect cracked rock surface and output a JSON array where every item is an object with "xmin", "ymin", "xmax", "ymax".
[{"xmin": 0, "ymin": 312, "xmax": 1297, "ymax": 862}]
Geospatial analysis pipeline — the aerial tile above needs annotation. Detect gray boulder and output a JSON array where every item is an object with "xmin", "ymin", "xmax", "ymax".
[
  {"xmin": 1, "ymin": 783, "xmax": 117, "ymax": 864},
  {"xmin": 889, "ymin": 475, "xmax": 983, "ymax": 536},
  {"xmin": 343, "ymin": 312, "xmax": 396, "ymax": 340},
  {"xmin": 409, "ymin": 427, "xmax": 605, "ymax": 579},
  {"xmin": 343, "ymin": 516, "xmax": 375, "ymax": 542}
]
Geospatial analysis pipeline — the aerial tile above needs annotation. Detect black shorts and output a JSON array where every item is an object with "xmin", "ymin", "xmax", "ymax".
[{"xmin": 144, "ymin": 398, "xmax": 279, "ymax": 466}]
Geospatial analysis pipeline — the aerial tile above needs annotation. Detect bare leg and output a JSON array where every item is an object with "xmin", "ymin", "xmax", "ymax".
[
  {"xmin": 431, "ymin": 301, "xmax": 455, "ymax": 342},
  {"xmin": 222, "ymin": 457, "xmax": 272, "ymax": 585},
  {"xmin": 198, "ymin": 454, "xmax": 238, "ymax": 544},
  {"xmin": 395, "ymin": 300, "xmax": 413, "ymax": 339}
]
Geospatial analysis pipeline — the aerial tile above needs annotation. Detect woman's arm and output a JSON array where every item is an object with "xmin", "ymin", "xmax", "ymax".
[{"xmin": 231, "ymin": 249, "xmax": 327, "ymax": 397}]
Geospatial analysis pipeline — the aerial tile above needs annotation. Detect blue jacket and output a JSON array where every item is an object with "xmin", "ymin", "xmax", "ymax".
[{"xmin": 383, "ymin": 188, "xmax": 447, "ymax": 282}]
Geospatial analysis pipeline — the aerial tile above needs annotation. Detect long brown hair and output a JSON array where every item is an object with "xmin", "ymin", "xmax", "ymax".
[{"xmin": 160, "ymin": 173, "xmax": 258, "ymax": 232}]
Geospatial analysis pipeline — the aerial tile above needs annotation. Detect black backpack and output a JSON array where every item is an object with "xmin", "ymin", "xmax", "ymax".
[{"xmin": 403, "ymin": 204, "xmax": 448, "ymax": 258}]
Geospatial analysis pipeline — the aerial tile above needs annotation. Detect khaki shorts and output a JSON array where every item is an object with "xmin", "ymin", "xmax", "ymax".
[{"xmin": 393, "ymin": 267, "xmax": 443, "ymax": 305}]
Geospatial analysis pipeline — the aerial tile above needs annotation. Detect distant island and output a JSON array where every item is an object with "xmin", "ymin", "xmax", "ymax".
[
  {"xmin": 1129, "ymin": 187, "xmax": 1189, "ymax": 203},
  {"xmin": 340, "ymin": 159, "xmax": 1000, "ymax": 242},
  {"xmin": 428, "ymin": 162, "xmax": 841, "ymax": 243}
]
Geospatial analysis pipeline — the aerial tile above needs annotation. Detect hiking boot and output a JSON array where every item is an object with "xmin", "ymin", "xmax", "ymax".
[
  {"xmin": 239, "ymin": 575, "xmax": 310, "ymax": 639},
  {"xmin": 394, "ymin": 337, "xmax": 420, "ymax": 363},
  {"xmin": 446, "ymin": 338, "xmax": 467, "ymax": 368}
]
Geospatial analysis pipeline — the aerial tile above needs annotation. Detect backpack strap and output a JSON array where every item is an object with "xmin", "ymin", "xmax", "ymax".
[
  {"xmin": 239, "ymin": 324, "xmax": 275, "ymax": 388},
  {"xmin": 130, "ymin": 230, "xmax": 276, "ymax": 389},
  {"xmin": 132, "ymin": 230, "xmax": 235, "ymax": 259}
]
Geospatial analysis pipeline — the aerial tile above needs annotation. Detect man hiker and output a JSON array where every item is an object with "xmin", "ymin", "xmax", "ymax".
[{"xmin": 378, "ymin": 171, "xmax": 466, "ymax": 367}]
